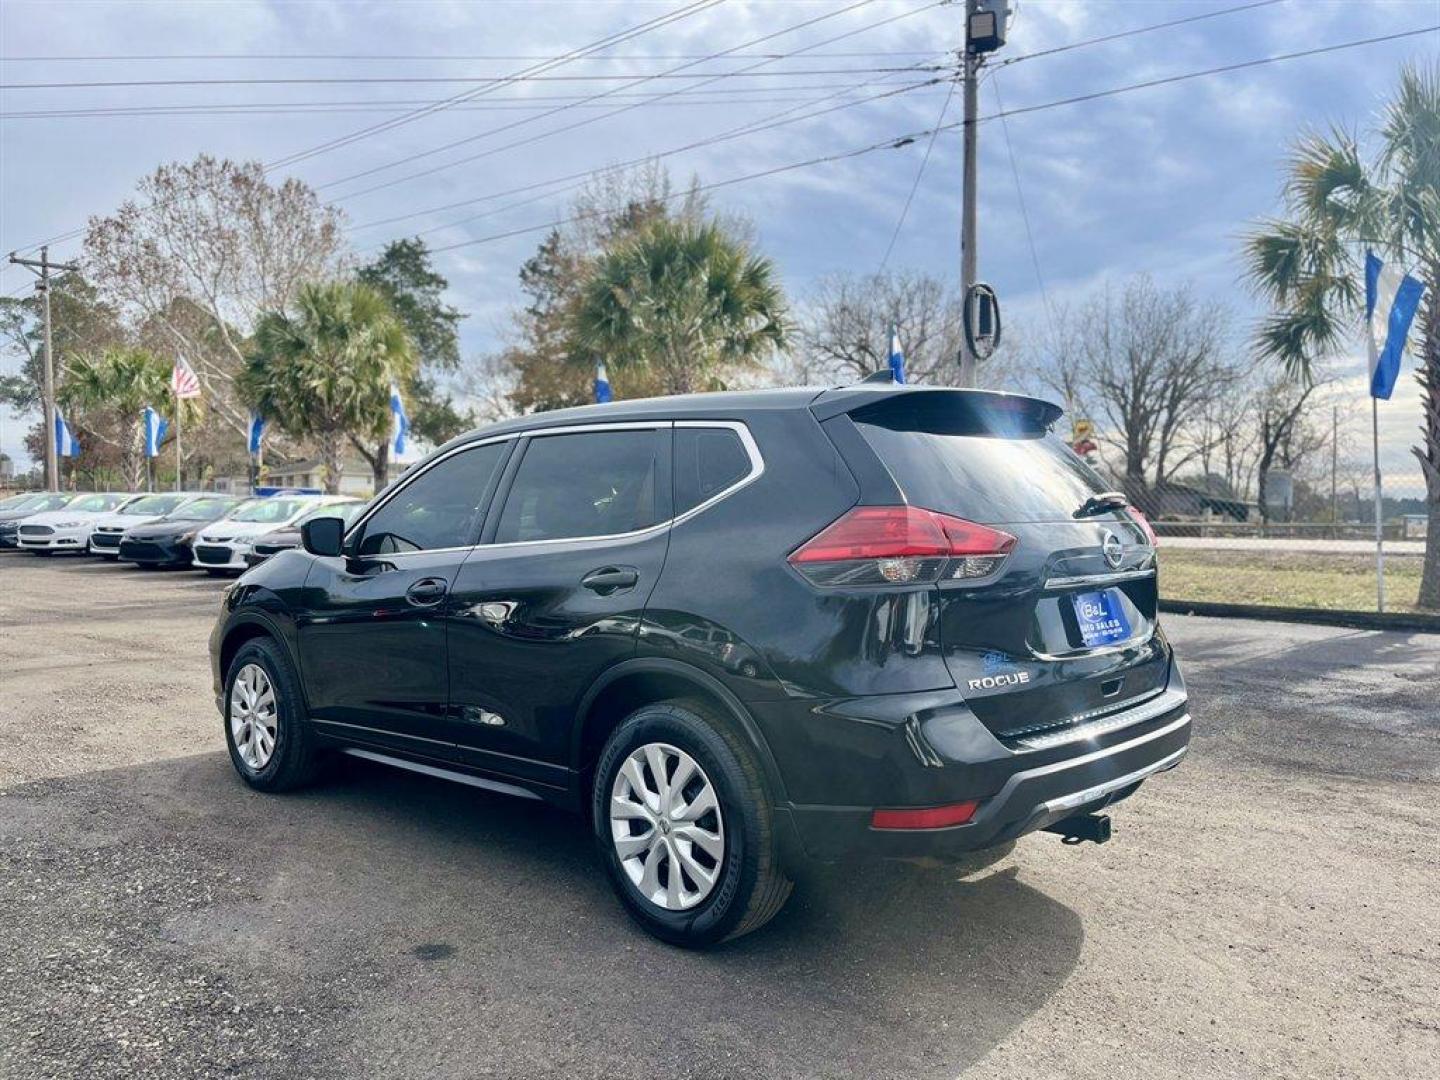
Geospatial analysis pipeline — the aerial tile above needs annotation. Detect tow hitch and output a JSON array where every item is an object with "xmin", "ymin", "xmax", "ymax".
[{"xmin": 1044, "ymin": 812, "xmax": 1111, "ymax": 845}]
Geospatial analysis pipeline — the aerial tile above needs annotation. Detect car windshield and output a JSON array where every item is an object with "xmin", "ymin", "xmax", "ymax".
[
  {"xmin": 168, "ymin": 497, "xmax": 239, "ymax": 521},
  {"xmin": 23, "ymin": 493, "xmax": 78, "ymax": 513},
  {"xmin": 295, "ymin": 502, "xmax": 361, "ymax": 526},
  {"xmin": 229, "ymin": 498, "xmax": 307, "ymax": 524},
  {"xmin": 0, "ymin": 493, "xmax": 42, "ymax": 511},
  {"xmin": 66, "ymin": 493, "xmax": 125, "ymax": 513},
  {"xmin": 120, "ymin": 494, "xmax": 189, "ymax": 516}
]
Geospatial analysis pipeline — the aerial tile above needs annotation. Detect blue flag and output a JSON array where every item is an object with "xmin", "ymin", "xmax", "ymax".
[
  {"xmin": 1365, "ymin": 250, "xmax": 1425, "ymax": 400},
  {"xmin": 389, "ymin": 383, "xmax": 410, "ymax": 455},
  {"xmin": 248, "ymin": 412, "xmax": 266, "ymax": 456},
  {"xmin": 888, "ymin": 324, "xmax": 906, "ymax": 384},
  {"xmin": 55, "ymin": 409, "xmax": 80, "ymax": 457},
  {"xmin": 595, "ymin": 362, "xmax": 613, "ymax": 404},
  {"xmin": 142, "ymin": 406, "xmax": 168, "ymax": 458}
]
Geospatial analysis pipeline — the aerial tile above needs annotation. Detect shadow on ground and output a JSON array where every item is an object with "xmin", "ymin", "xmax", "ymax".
[{"xmin": 1, "ymin": 751, "xmax": 1083, "ymax": 1080}]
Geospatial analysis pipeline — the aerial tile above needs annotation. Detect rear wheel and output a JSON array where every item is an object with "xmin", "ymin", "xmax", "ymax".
[
  {"xmin": 592, "ymin": 698, "xmax": 792, "ymax": 947},
  {"xmin": 223, "ymin": 638, "xmax": 319, "ymax": 792}
]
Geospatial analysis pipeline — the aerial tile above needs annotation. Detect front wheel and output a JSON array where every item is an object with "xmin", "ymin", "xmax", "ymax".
[
  {"xmin": 592, "ymin": 699, "xmax": 792, "ymax": 948},
  {"xmin": 223, "ymin": 638, "xmax": 319, "ymax": 792}
]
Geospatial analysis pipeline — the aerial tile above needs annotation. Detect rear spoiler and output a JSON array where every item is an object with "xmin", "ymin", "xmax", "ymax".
[{"xmin": 808, "ymin": 385, "xmax": 1064, "ymax": 429}]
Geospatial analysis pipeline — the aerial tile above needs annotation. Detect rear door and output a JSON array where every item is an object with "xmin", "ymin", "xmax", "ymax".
[
  {"xmin": 445, "ymin": 424, "xmax": 671, "ymax": 789},
  {"xmin": 842, "ymin": 392, "xmax": 1169, "ymax": 741},
  {"xmin": 296, "ymin": 439, "xmax": 512, "ymax": 758}
]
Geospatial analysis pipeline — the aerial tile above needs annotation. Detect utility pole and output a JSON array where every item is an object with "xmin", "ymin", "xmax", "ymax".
[
  {"xmin": 959, "ymin": 0, "xmax": 1009, "ymax": 386},
  {"xmin": 9, "ymin": 246, "xmax": 78, "ymax": 492},
  {"xmin": 959, "ymin": 34, "xmax": 979, "ymax": 386}
]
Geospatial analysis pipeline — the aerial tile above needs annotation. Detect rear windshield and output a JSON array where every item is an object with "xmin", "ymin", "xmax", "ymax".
[{"xmin": 852, "ymin": 394, "xmax": 1110, "ymax": 524}]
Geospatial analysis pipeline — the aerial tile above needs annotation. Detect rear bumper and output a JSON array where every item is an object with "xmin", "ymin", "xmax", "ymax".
[
  {"xmin": 759, "ymin": 658, "xmax": 1191, "ymax": 860},
  {"xmin": 781, "ymin": 710, "xmax": 1188, "ymax": 858}
]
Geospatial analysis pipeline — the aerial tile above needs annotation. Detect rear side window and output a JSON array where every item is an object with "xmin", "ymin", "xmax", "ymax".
[
  {"xmin": 358, "ymin": 441, "xmax": 508, "ymax": 555},
  {"xmin": 674, "ymin": 427, "xmax": 752, "ymax": 514},
  {"xmin": 851, "ymin": 394, "xmax": 1109, "ymax": 524},
  {"xmin": 495, "ymin": 429, "xmax": 660, "ymax": 543}
]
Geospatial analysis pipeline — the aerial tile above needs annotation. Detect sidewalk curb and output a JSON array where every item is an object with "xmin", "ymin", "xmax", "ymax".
[{"xmin": 1160, "ymin": 599, "xmax": 1440, "ymax": 634}]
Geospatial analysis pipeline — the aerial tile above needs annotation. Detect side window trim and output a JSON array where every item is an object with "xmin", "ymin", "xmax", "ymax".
[
  {"xmin": 347, "ymin": 419, "xmax": 762, "ymax": 556},
  {"xmin": 671, "ymin": 420, "xmax": 765, "ymax": 527}
]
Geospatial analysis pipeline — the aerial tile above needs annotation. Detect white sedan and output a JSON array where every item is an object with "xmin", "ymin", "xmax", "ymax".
[
  {"xmin": 192, "ymin": 495, "xmax": 358, "ymax": 574},
  {"xmin": 16, "ymin": 492, "xmax": 143, "ymax": 554},
  {"xmin": 87, "ymin": 491, "xmax": 209, "ymax": 559}
]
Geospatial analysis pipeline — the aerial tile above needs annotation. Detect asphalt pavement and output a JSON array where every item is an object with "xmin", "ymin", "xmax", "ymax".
[{"xmin": 1, "ymin": 554, "xmax": 1436, "ymax": 1080}]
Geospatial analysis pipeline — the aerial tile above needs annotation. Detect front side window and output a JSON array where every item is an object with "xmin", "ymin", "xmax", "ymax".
[
  {"xmin": 494, "ymin": 429, "xmax": 661, "ymax": 544},
  {"xmin": 358, "ymin": 441, "xmax": 508, "ymax": 555}
]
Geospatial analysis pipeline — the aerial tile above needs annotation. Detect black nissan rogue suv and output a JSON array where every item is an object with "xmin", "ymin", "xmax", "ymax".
[{"xmin": 211, "ymin": 385, "xmax": 1190, "ymax": 946}]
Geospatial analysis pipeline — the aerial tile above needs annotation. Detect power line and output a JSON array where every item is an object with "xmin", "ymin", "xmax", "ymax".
[
  {"xmin": 345, "ymin": 73, "xmax": 942, "ymax": 231},
  {"xmin": 422, "ymin": 24, "xmax": 1440, "ymax": 256},
  {"xmin": 989, "ymin": 67, "xmax": 1054, "ymax": 344},
  {"xmin": 1, "ymin": 93, "xmax": 929, "ymax": 121},
  {"xmin": 5, "ymin": 0, "xmax": 724, "ymax": 254},
  {"xmin": 0, "ymin": 66, "xmax": 938, "ymax": 90},
  {"xmin": 877, "ymin": 77, "xmax": 955, "ymax": 274},
  {"xmin": 0, "ymin": 50, "xmax": 944, "ymax": 62},
  {"xmin": 365, "ymin": 75, "xmax": 943, "ymax": 243},
  {"xmin": 319, "ymin": 0, "xmax": 945, "ymax": 201},
  {"xmin": 999, "ymin": 0, "xmax": 1286, "ymax": 68},
  {"xmin": 263, "ymin": 0, "xmax": 725, "ymax": 172}
]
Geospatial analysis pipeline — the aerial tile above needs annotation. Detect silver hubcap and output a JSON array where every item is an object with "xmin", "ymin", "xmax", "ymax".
[
  {"xmin": 609, "ymin": 742, "xmax": 725, "ymax": 911},
  {"xmin": 229, "ymin": 663, "xmax": 278, "ymax": 770}
]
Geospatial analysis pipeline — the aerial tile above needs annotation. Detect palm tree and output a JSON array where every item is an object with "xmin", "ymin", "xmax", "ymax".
[
  {"xmin": 570, "ymin": 218, "xmax": 789, "ymax": 396},
  {"xmin": 240, "ymin": 281, "xmax": 415, "ymax": 495},
  {"xmin": 59, "ymin": 346, "xmax": 193, "ymax": 491},
  {"xmin": 1243, "ymin": 63, "xmax": 1439, "ymax": 609}
]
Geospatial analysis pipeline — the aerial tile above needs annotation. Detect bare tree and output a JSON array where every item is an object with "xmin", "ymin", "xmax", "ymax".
[
  {"xmin": 797, "ymin": 270, "xmax": 963, "ymax": 386},
  {"xmin": 1252, "ymin": 369, "xmax": 1334, "ymax": 522},
  {"xmin": 1054, "ymin": 276, "xmax": 1238, "ymax": 495},
  {"xmin": 82, "ymin": 155, "xmax": 346, "ymax": 437}
]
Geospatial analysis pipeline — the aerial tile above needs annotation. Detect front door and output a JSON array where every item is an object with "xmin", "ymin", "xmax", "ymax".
[
  {"xmin": 446, "ymin": 425, "xmax": 672, "ymax": 789},
  {"xmin": 297, "ymin": 439, "xmax": 512, "ymax": 759}
]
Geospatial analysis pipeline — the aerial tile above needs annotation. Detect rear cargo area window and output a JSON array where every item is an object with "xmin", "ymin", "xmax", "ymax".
[
  {"xmin": 851, "ymin": 394, "xmax": 1111, "ymax": 524},
  {"xmin": 674, "ymin": 427, "xmax": 751, "ymax": 514}
]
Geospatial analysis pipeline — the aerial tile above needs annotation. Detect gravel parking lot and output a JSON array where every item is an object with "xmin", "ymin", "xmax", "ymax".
[{"xmin": 1, "ymin": 554, "xmax": 1437, "ymax": 1080}]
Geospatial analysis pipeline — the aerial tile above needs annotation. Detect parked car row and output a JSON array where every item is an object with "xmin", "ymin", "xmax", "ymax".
[{"xmin": 0, "ymin": 489, "xmax": 361, "ymax": 574}]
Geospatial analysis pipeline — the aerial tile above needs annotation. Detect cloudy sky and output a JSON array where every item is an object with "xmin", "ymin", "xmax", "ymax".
[{"xmin": 1, "ymin": 0, "xmax": 1436, "ymax": 486}]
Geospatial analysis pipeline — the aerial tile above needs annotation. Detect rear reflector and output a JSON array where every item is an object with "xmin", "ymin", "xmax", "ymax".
[
  {"xmin": 871, "ymin": 801, "xmax": 979, "ymax": 830},
  {"xmin": 1126, "ymin": 506, "xmax": 1158, "ymax": 547},
  {"xmin": 788, "ymin": 506, "xmax": 1016, "ymax": 586}
]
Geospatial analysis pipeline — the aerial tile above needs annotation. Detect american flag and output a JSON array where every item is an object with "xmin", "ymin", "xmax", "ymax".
[{"xmin": 171, "ymin": 356, "xmax": 201, "ymax": 399}]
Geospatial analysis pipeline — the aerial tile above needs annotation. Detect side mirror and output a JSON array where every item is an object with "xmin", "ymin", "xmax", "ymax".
[{"xmin": 301, "ymin": 515, "xmax": 345, "ymax": 558}]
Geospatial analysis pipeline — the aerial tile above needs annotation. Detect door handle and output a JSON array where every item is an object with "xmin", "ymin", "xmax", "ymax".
[
  {"xmin": 406, "ymin": 577, "xmax": 448, "ymax": 607},
  {"xmin": 581, "ymin": 566, "xmax": 639, "ymax": 595}
]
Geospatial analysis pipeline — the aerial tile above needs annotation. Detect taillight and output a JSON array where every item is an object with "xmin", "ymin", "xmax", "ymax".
[
  {"xmin": 871, "ymin": 801, "xmax": 979, "ymax": 830},
  {"xmin": 1126, "ymin": 506, "xmax": 1158, "ymax": 547},
  {"xmin": 788, "ymin": 506, "xmax": 1016, "ymax": 587}
]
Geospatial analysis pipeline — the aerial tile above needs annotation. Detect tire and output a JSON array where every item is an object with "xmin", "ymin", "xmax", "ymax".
[
  {"xmin": 222, "ymin": 637, "xmax": 319, "ymax": 792},
  {"xmin": 592, "ymin": 698, "xmax": 792, "ymax": 948}
]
